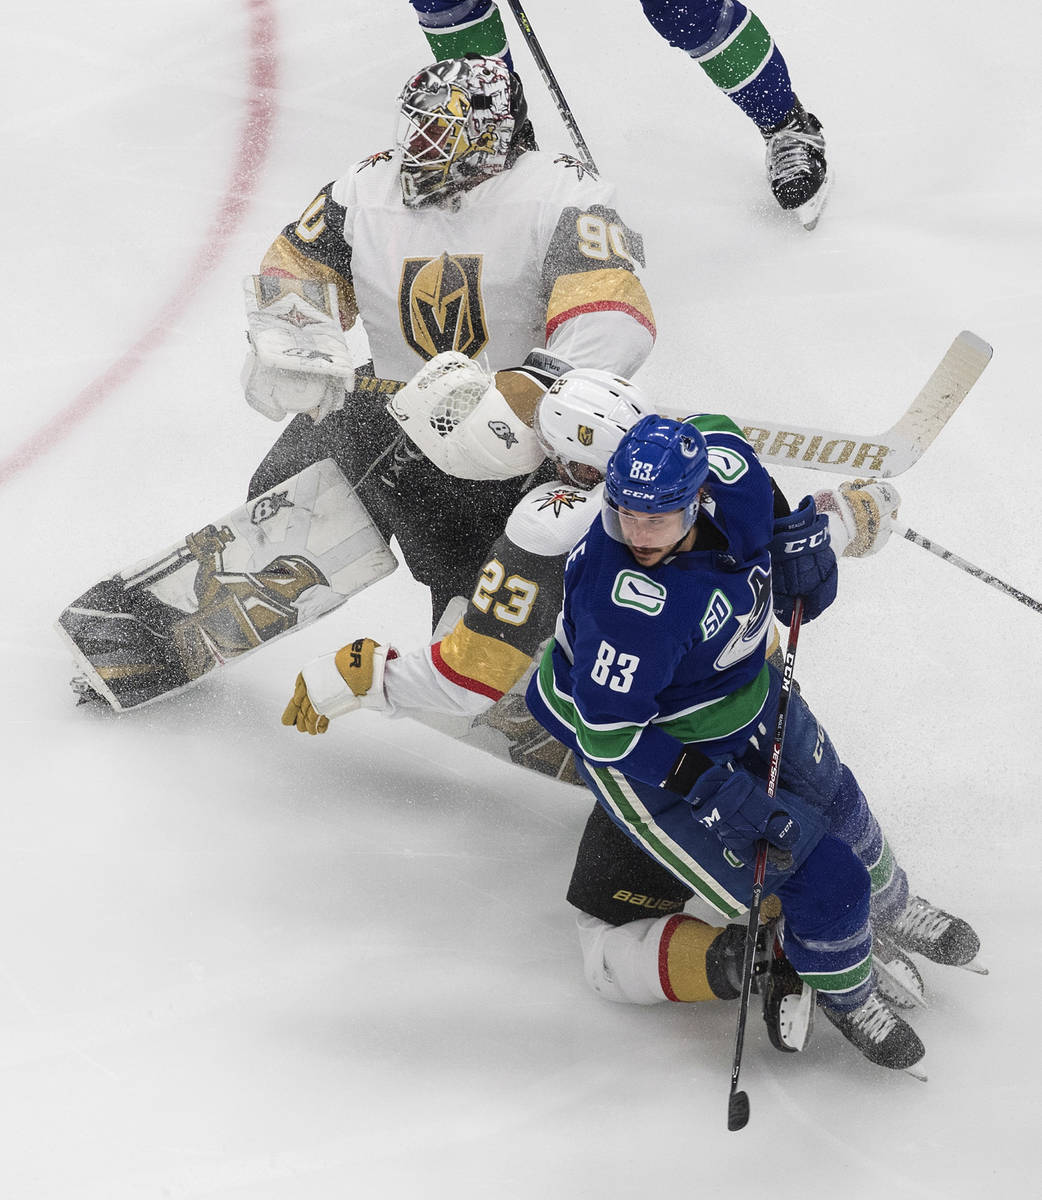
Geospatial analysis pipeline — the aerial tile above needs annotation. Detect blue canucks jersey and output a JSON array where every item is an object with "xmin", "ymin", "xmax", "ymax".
[{"xmin": 527, "ymin": 415, "xmax": 776, "ymax": 787}]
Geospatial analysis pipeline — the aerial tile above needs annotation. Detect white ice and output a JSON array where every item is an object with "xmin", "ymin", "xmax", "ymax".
[{"xmin": 2, "ymin": 2, "xmax": 1040, "ymax": 1196}]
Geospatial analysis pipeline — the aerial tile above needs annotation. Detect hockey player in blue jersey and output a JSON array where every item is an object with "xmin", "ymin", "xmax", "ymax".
[
  {"xmin": 525, "ymin": 411, "xmax": 981, "ymax": 1073},
  {"xmin": 407, "ymin": 0, "xmax": 829, "ymax": 225}
]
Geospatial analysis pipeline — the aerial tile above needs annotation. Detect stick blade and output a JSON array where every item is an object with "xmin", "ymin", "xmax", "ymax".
[
  {"xmin": 889, "ymin": 329, "xmax": 993, "ymax": 461},
  {"xmin": 727, "ymin": 1090, "xmax": 750, "ymax": 1131},
  {"xmin": 738, "ymin": 328, "xmax": 993, "ymax": 479}
]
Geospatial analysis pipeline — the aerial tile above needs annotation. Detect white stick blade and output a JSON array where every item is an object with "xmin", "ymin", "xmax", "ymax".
[{"xmin": 740, "ymin": 330, "xmax": 992, "ymax": 478}]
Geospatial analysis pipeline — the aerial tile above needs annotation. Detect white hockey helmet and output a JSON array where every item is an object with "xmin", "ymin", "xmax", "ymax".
[
  {"xmin": 395, "ymin": 55, "xmax": 528, "ymax": 208},
  {"xmin": 533, "ymin": 369, "xmax": 651, "ymax": 487}
]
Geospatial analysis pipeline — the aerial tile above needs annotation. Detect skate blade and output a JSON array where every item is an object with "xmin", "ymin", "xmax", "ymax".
[
  {"xmin": 959, "ymin": 957, "xmax": 989, "ymax": 976},
  {"xmin": 904, "ymin": 1063, "xmax": 928, "ymax": 1083},
  {"xmin": 796, "ymin": 171, "xmax": 833, "ymax": 231},
  {"xmin": 776, "ymin": 988, "xmax": 816, "ymax": 1051},
  {"xmin": 873, "ymin": 960, "xmax": 927, "ymax": 1010}
]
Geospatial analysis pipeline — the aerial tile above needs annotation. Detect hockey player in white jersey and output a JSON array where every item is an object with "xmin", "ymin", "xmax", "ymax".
[
  {"xmin": 244, "ymin": 54, "xmax": 656, "ymax": 625},
  {"xmin": 281, "ymin": 371, "xmax": 982, "ymax": 1063}
]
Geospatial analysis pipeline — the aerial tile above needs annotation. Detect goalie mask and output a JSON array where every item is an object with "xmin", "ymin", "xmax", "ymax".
[
  {"xmin": 533, "ymin": 370, "xmax": 651, "ymax": 488},
  {"xmin": 395, "ymin": 55, "xmax": 529, "ymax": 208}
]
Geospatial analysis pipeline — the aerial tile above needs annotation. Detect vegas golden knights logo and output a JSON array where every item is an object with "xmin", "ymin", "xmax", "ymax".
[
  {"xmin": 173, "ymin": 525, "xmax": 329, "ymax": 680},
  {"xmin": 577, "ymin": 424, "xmax": 594, "ymax": 447},
  {"xmin": 399, "ymin": 252, "xmax": 489, "ymax": 360}
]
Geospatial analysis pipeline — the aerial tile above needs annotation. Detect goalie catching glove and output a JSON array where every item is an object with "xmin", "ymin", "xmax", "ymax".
[
  {"xmin": 282, "ymin": 638, "xmax": 395, "ymax": 735},
  {"xmin": 242, "ymin": 275, "xmax": 356, "ymax": 424},
  {"xmin": 386, "ymin": 350, "xmax": 552, "ymax": 480}
]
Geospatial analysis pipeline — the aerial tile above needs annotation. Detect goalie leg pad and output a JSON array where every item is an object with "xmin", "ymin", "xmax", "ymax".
[
  {"xmin": 576, "ymin": 912, "xmax": 725, "ymax": 1005},
  {"xmin": 58, "ymin": 460, "xmax": 397, "ymax": 711}
]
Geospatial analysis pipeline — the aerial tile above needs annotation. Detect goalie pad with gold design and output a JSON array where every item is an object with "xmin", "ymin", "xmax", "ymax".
[{"xmin": 57, "ymin": 460, "xmax": 396, "ymax": 711}]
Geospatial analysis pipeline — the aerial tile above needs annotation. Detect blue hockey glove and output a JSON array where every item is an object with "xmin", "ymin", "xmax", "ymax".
[
  {"xmin": 687, "ymin": 764, "xmax": 801, "ymax": 868},
  {"xmin": 769, "ymin": 495, "xmax": 837, "ymax": 622}
]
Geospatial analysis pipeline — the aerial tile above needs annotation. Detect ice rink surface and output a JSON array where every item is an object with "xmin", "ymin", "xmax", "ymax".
[{"xmin": 2, "ymin": 2, "xmax": 1040, "ymax": 1195}]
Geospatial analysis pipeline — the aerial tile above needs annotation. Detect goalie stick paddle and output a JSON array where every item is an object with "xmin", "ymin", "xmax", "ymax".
[
  {"xmin": 504, "ymin": 0, "xmax": 599, "ymax": 174},
  {"xmin": 896, "ymin": 524, "xmax": 1042, "ymax": 615},
  {"xmin": 741, "ymin": 330, "xmax": 993, "ymax": 478},
  {"xmin": 727, "ymin": 597, "xmax": 805, "ymax": 1133}
]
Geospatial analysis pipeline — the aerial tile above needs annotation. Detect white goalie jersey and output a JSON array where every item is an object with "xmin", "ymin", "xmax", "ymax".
[{"xmin": 259, "ymin": 148, "xmax": 657, "ymax": 388}]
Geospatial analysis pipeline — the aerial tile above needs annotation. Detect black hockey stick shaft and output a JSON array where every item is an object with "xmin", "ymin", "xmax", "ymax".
[
  {"xmin": 504, "ymin": 1, "xmax": 599, "ymax": 173},
  {"xmin": 727, "ymin": 597, "xmax": 804, "ymax": 1132},
  {"xmin": 897, "ymin": 524, "xmax": 1042, "ymax": 614}
]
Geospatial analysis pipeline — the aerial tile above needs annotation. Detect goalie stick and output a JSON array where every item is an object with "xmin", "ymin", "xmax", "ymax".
[
  {"xmin": 740, "ymin": 330, "xmax": 992, "ymax": 478},
  {"xmin": 361, "ymin": 330, "xmax": 990, "ymax": 481}
]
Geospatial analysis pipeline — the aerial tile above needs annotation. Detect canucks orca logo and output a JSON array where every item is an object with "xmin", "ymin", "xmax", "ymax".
[
  {"xmin": 399, "ymin": 252, "xmax": 489, "ymax": 360},
  {"xmin": 713, "ymin": 565, "xmax": 772, "ymax": 670}
]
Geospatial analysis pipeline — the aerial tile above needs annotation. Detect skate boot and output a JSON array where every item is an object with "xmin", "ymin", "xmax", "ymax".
[
  {"xmin": 706, "ymin": 921, "xmax": 814, "ymax": 1051},
  {"xmin": 871, "ymin": 928, "xmax": 927, "ymax": 1009},
  {"xmin": 704, "ymin": 921, "xmax": 772, "ymax": 1000},
  {"xmin": 881, "ymin": 895, "xmax": 983, "ymax": 969},
  {"xmin": 762, "ymin": 99, "xmax": 830, "ymax": 229},
  {"xmin": 821, "ymin": 989, "xmax": 926, "ymax": 1077}
]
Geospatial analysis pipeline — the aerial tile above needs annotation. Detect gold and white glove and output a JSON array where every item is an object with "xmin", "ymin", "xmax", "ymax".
[
  {"xmin": 282, "ymin": 638, "xmax": 394, "ymax": 735},
  {"xmin": 813, "ymin": 480, "xmax": 901, "ymax": 558}
]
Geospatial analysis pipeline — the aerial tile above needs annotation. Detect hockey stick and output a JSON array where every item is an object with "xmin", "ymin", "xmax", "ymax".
[
  {"xmin": 728, "ymin": 596, "xmax": 804, "ymax": 1133},
  {"xmin": 740, "ymin": 330, "xmax": 993, "ymax": 478},
  {"xmin": 504, "ymin": 0, "xmax": 599, "ymax": 173},
  {"xmin": 896, "ymin": 524, "xmax": 1042, "ymax": 615},
  {"xmin": 360, "ymin": 330, "xmax": 990, "ymax": 481}
]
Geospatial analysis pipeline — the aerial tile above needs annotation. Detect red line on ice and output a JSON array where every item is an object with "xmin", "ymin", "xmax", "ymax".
[{"xmin": 0, "ymin": 0, "xmax": 278, "ymax": 488}]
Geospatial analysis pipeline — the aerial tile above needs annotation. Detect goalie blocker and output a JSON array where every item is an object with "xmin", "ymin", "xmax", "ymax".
[{"xmin": 242, "ymin": 275, "xmax": 357, "ymax": 424}]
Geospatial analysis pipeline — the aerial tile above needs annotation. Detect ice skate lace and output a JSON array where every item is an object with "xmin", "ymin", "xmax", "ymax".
[
  {"xmin": 767, "ymin": 130, "xmax": 824, "ymax": 185},
  {"xmin": 892, "ymin": 898, "xmax": 951, "ymax": 944},
  {"xmin": 850, "ymin": 993, "xmax": 897, "ymax": 1043}
]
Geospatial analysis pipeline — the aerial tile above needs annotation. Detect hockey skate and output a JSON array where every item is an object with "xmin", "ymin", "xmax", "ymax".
[
  {"xmin": 761, "ymin": 939, "xmax": 815, "ymax": 1053},
  {"xmin": 871, "ymin": 929, "xmax": 927, "ymax": 1009},
  {"xmin": 879, "ymin": 895, "xmax": 986, "ymax": 973},
  {"xmin": 762, "ymin": 99, "xmax": 831, "ymax": 230},
  {"xmin": 707, "ymin": 921, "xmax": 814, "ymax": 1052},
  {"xmin": 821, "ymin": 989, "xmax": 927, "ymax": 1079}
]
